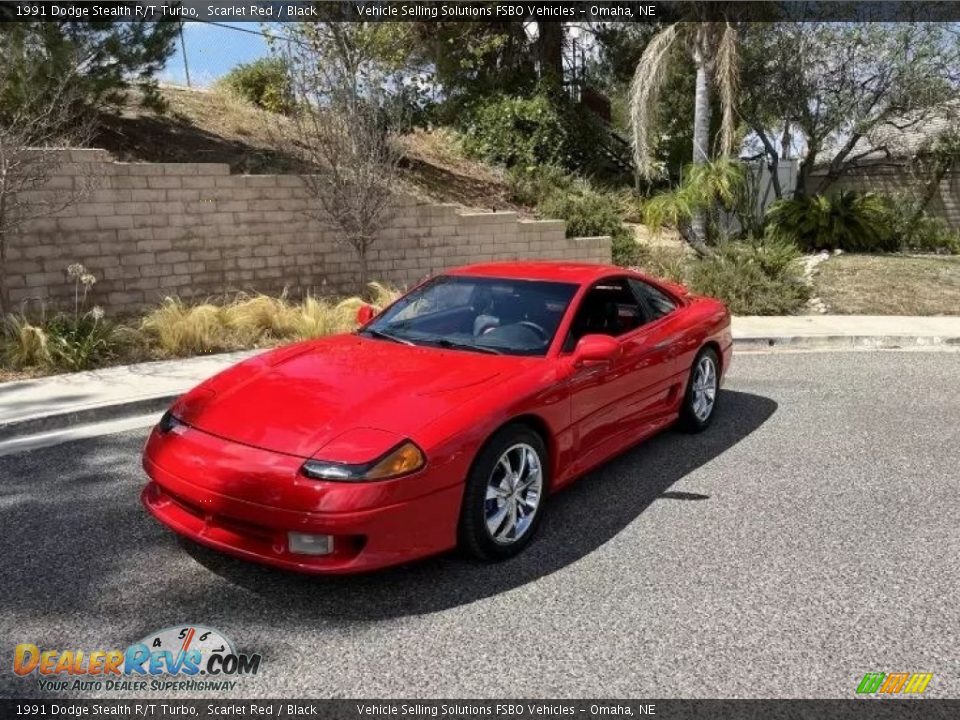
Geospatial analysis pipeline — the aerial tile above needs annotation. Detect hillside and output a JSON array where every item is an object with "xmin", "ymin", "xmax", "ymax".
[{"xmin": 93, "ymin": 85, "xmax": 527, "ymax": 213}]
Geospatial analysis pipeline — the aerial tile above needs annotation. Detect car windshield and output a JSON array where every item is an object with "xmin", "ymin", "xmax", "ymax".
[{"xmin": 361, "ymin": 275, "xmax": 579, "ymax": 356}]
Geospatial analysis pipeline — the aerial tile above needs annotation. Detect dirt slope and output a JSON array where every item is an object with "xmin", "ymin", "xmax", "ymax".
[{"xmin": 94, "ymin": 84, "xmax": 524, "ymax": 212}]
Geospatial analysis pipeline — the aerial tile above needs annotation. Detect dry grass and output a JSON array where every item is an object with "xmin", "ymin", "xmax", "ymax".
[
  {"xmin": 815, "ymin": 254, "xmax": 960, "ymax": 315},
  {"xmin": 2, "ymin": 283, "xmax": 401, "ymax": 380},
  {"xmin": 140, "ymin": 298, "xmax": 230, "ymax": 356},
  {"xmin": 95, "ymin": 85, "xmax": 517, "ymax": 210},
  {"xmin": 94, "ymin": 85, "xmax": 304, "ymax": 174},
  {"xmin": 395, "ymin": 128, "xmax": 523, "ymax": 211},
  {"xmin": 139, "ymin": 284, "xmax": 401, "ymax": 357},
  {"xmin": 2, "ymin": 315, "xmax": 52, "ymax": 369}
]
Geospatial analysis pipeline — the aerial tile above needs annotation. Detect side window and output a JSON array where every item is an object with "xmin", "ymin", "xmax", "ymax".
[
  {"xmin": 564, "ymin": 277, "xmax": 647, "ymax": 351},
  {"xmin": 629, "ymin": 279, "xmax": 677, "ymax": 322}
]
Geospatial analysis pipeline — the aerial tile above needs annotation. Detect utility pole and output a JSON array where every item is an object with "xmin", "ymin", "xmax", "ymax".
[{"xmin": 179, "ymin": 20, "xmax": 191, "ymax": 88}]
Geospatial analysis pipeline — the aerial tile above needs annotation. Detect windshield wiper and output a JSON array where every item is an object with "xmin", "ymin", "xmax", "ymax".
[
  {"xmin": 362, "ymin": 328, "xmax": 414, "ymax": 346},
  {"xmin": 429, "ymin": 338, "xmax": 503, "ymax": 355}
]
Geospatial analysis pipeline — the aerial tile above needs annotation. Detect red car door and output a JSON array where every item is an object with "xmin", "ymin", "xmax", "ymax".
[{"xmin": 563, "ymin": 277, "xmax": 680, "ymax": 475}]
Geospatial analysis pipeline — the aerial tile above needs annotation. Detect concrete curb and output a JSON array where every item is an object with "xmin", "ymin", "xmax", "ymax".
[
  {"xmin": 0, "ymin": 393, "xmax": 178, "ymax": 443},
  {"xmin": 2, "ymin": 334, "xmax": 959, "ymax": 444},
  {"xmin": 733, "ymin": 335, "xmax": 960, "ymax": 351}
]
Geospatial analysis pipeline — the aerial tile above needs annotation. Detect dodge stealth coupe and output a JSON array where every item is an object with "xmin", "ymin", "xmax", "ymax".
[{"xmin": 142, "ymin": 262, "xmax": 732, "ymax": 573}]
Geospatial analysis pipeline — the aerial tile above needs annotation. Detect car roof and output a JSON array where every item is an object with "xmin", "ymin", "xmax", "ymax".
[{"xmin": 446, "ymin": 261, "xmax": 624, "ymax": 285}]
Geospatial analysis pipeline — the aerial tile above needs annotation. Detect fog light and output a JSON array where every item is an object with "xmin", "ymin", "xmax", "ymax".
[{"xmin": 288, "ymin": 532, "xmax": 334, "ymax": 556}]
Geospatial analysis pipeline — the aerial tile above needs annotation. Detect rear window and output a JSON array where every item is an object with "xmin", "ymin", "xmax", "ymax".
[{"xmin": 630, "ymin": 279, "xmax": 677, "ymax": 320}]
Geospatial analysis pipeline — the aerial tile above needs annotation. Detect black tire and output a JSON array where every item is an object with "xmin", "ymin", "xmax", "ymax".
[
  {"xmin": 458, "ymin": 424, "xmax": 549, "ymax": 561},
  {"xmin": 676, "ymin": 347, "xmax": 721, "ymax": 433}
]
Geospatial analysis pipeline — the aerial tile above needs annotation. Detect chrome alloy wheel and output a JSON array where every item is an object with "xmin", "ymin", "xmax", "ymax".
[
  {"xmin": 691, "ymin": 355, "xmax": 718, "ymax": 422},
  {"xmin": 484, "ymin": 443, "xmax": 543, "ymax": 545}
]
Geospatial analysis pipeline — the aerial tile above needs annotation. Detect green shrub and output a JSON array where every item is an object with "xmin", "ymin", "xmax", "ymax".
[
  {"xmin": 504, "ymin": 164, "xmax": 574, "ymax": 206},
  {"xmin": 686, "ymin": 240, "xmax": 810, "ymax": 315},
  {"xmin": 461, "ymin": 94, "xmax": 567, "ymax": 168},
  {"xmin": 540, "ymin": 186, "xmax": 623, "ymax": 238},
  {"xmin": 461, "ymin": 93, "xmax": 619, "ymax": 177},
  {"xmin": 611, "ymin": 228, "xmax": 642, "ymax": 267},
  {"xmin": 634, "ymin": 244, "xmax": 689, "ymax": 283},
  {"xmin": 877, "ymin": 194, "xmax": 960, "ymax": 254},
  {"xmin": 217, "ymin": 57, "xmax": 294, "ymax": 115},
  {"xmin": 45, "ymin": 310, "xmax": 116, "ymax": 371},
  {"xmin": 737, "ymin": 236, "xmax": 804, "ymax": 276},
  {"xmin": 642, "ymin": 159, "xmax": 747, "ymax": 242},
  {"xmin": 766, "ymin": 191, "xmax": 897, "ymax": 252},
  {"xmin": 539, "ymin": 185, "xmax": 638, "ymax": 266},
  {"xmin": 937, "ymin": 232, "xmax": 960, "ymax": 254}
]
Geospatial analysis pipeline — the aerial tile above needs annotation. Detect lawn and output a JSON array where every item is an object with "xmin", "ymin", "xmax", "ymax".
[{"xmin": 814, "ymin": 254, "xmax": 960, "ymax": 315}]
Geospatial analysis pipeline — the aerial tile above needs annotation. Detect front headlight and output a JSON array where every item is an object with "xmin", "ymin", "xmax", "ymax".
[
  {"xmin": 158, "ymin": 410, "xmax": 182, "ymax": 433},
  {"xmin": 300, "ymin": 441, "xmax": 426, "ymax": 482}
]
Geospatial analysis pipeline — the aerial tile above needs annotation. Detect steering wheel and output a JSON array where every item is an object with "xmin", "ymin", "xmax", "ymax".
[{"xmin": 518, "ymin": 320, "xmax": 548, "ymax": 342}]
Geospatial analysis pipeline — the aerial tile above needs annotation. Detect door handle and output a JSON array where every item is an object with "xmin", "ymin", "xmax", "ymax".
[{"xmin": 654, "ymin": 337, "xmax": 681, "ymax": 356}]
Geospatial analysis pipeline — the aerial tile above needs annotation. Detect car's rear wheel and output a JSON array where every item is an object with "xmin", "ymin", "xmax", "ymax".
[
  {"xmin": 458, "ymin": 425, "xmax": 548, "ymax": 561},
  {"xmin": 677, "ymin": 347, "xmax": 720, "ymax": 433}
]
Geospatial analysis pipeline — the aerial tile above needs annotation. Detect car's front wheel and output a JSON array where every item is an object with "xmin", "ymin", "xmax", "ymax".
[
  {"xmin": 677, "ymin": 347, "xmax": 720, "ymax": 433},
  {"xmin": 458, "ymin": 425, "xmax": 548, "ymax": 561}
]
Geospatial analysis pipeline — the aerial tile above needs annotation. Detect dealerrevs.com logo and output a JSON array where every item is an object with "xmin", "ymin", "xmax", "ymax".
[
  {"xmin": 14, "ymin": 625, "xmax": 262, "ymax": 693},
  {"xmin": 856, "ymin": 672, "xmax": 933, "ymax": 695}
]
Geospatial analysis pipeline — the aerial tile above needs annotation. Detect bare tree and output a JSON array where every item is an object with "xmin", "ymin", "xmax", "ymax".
[
  {"xmin": 0, "ymin": 42, "xmax": 97, "ymax": 315},
  {"xmin": 275, "ymin": 23, "xmax": 403, "ymax": 296}
]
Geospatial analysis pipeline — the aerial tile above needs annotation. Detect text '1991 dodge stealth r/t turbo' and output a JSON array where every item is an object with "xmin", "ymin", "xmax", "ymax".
[{"xmin": 141, "ymin": 262, "xmax": 732, "ymax": 573}]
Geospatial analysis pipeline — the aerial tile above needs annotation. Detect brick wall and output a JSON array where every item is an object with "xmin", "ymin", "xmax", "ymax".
[{"xmin": 4, "ymin": 150, "xmax": 611, "ymax": 314}]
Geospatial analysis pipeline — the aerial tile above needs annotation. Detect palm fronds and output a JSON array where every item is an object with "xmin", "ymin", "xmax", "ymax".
[
  {"xmin": 766, "ymin": 192, "xmax": 897, "ymax": 252},
  {"xmin": 629, "ymin": 23, "xmax": 680, "ymax": 179}
]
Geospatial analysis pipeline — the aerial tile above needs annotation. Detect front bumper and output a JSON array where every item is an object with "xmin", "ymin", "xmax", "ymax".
[{"xmin": 141, "ymin": 427, "xmax": 464, "ymax": 574}]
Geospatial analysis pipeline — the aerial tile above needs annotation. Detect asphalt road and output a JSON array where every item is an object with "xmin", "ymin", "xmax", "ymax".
[{"xmin": 1, "ymin": 350, "xmax": 958, "ymax": 700}]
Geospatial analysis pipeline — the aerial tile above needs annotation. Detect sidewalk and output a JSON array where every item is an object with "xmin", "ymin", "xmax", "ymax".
[
  {"xmin": 732, "ymin": 315, "xmax": 960, "ymax": 349},
  {"xmin": 0, "ymin": 350, "xmax": 258, "ymax": 441},
  {"xmin": 1, "ymin": 316, "xmax": 958, "ymax": 443}
]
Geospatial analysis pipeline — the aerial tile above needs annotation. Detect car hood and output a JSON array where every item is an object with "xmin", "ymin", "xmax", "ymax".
[{"xmin": 177, "ymin": 334, "xmax": 531, "ymax": 459}]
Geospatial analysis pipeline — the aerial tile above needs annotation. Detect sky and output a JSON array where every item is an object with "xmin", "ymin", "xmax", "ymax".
[{"xmin": 161, "ymin": 22, "xmax": 272, "ymax": 87}]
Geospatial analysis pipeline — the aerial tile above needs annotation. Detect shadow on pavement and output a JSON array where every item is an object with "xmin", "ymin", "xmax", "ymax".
[{"xmin": 183, "ymin": 389, "xmax": 777, "ymax": 621}]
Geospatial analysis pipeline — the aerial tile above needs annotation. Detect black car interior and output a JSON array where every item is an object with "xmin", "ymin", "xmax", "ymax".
[
  {"xmin": 371, "ymin": 275, "xmax": 676, "ymax": 356},
  {"xmin": 563, "ymin": 277, "xmax": 676, "ymax": 352}
]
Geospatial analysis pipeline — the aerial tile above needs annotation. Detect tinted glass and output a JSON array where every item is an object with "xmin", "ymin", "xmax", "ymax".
[
  {"xmin": 565, "ymin": 277, "xmax": 647, "ymax": 350},
  {"xmin": 630, "ymin": 279, "xmax": 677, "ymax": 320},
  {"xmin": 364, "ymin": 275, "xmax": 579, "ymax": 356}
]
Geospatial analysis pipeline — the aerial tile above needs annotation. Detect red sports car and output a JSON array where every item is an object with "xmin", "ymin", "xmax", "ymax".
[{"xmin": 142, "ymin": 262, "xmax": 732, "ymax": 573}]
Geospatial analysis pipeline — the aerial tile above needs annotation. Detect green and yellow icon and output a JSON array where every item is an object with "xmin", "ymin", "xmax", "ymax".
[{"xmin": 856, "ymin": 672, "xmax": 933, "ymax": 694}]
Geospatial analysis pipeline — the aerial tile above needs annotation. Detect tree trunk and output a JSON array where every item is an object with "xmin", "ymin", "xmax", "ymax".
[
  {"xmin": 536, "ymin": 22, "xmax": 564, "ymax": 98},
  {"xmin": 0, "ymin": 186, "xmax": 8, "ymax": 315},
  {"xmin": 0, "ymin": 228, "xmax": 8, "ymax": 316},
  {"xmin": 779, "ymin": 120, "xmax": 792, "ymax": 160},
  {"xmin": 795, "ymin": 142, "xmax": 819, "ymax": 200},
  {"xmin": 753, "ymin": 126, "xmax": 783, "ymax": 201},
  {"xmin": 689, "ymin": 34, "xmax": 712, "ymax": 255},
  {"xmin": 905, "ymin": 165, "xmax": 948, "ymax": 240},
  {"xmin": 356, "ymin": 244, "xmax": 369, "ymax": 299}
]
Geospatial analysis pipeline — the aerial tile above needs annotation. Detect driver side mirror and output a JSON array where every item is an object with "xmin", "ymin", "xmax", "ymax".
[
  {"xmin": 573, "ymin": 334, "xmax": 621, "ymax": 367},
  {"xmin": 356, "ymin": 304, "xmax": 376, "ymax": 325}
]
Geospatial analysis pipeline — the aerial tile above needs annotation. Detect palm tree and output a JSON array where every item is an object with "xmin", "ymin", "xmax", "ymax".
[{"xmin": 629, "ymin": 20, "xmax": 740, "ymax": 253}]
